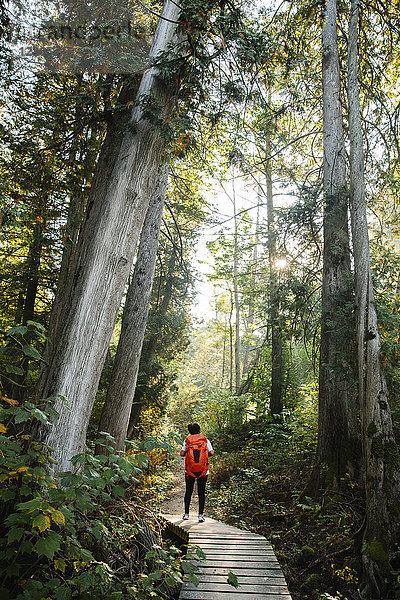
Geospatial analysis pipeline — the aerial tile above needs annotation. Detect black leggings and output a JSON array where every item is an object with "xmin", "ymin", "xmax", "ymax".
[{"xmin": 184, "ymin": 474, "xmax": 208, "ymax": 514}]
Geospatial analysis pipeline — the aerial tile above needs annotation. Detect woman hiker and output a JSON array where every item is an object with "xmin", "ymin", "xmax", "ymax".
[{"xmin": 180, "ymin": 423, "xmax": 214, "ymax": 522}]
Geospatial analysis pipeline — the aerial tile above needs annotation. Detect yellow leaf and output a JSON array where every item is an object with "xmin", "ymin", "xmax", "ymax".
[
  {"xmin": 32, "ymin": 514, "xmax": 51, "ymax": 532},
  {"xmin": 0, "ymin": 392, "xmax": 18, "ymax": 406},
  {"xmin": 54, "ymin": 558, "xmax": 66, "ymax": 573},
  {"xmin": 50, "ymin": 509, "xmax": 65, "ymax": 526},
  {"xmin": 0, "ymin": 423, "xmax": 7, "ymax": 433}
]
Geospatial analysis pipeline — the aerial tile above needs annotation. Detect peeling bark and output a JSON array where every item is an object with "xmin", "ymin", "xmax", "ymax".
[
  {"xmin": 96, "ymin": 167, "xmax": 168, "ymax": 453},
  {"xmin": 38, "ymin": 0, "xmax": 184, "ymax": 472},
  {"xmin": 42, "ymin": 80, "xmax": 139, "ymax": 372},
  {"xmin": 126, "ymin": 250, "xmax": 177, "ymax": 437},
  {"xmin": 348, "ymin": 1, "xmax": 400, "ymax": 595},
  {"xmin": 317, "ymin": 0, "xmax": 359, "ymax": 485}
]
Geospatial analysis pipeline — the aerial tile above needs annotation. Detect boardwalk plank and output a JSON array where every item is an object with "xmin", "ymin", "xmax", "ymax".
[
  {"xmin": 192, "ymin": 559, "xmax": 283, "ymax": 569},
  {"xmin": 164, "ymin": 515, "xmax": 292, "ymax": 599},
  {"xmin": 180, "ymin": 592, "xmax": 292, "ymax": 600},
  {"xmin": 183, "ymin": 582, "xmax": 290, "ymax": 593},
  {"xmin": 199, "ymin": 549, "xmax": 276, "ymax": 556},
  {"xmin": 190, "ymin": 543, "xmax": 270, "ymax": 548},
  {"xmin": 190, "ymin": 543, "xmax": 274, "ymax": 549},
  {"xmin": 192, "ymin": 574, "xmax": 286, "ymax": 584},
  {"xmin": 192, "ymin": 531, "xmax": 266, "ymax": 542},
  {"xmin": 195, "ymin": 568, "xmax": 286, "ymax": 579}
]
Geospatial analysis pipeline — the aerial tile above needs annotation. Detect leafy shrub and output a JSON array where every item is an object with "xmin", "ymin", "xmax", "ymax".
[
  {"xmin": 0, "ymin": 321, "xmax": 47, "ymax": 401},
  {"xmin": 0, "ymin": 402, "xmax": 186, "ymax": 600}
]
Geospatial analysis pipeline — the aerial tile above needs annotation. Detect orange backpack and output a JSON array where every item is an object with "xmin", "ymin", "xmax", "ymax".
[{"xmin": 185, "ymin": 434, "xmax": 209, "ymax": 477}]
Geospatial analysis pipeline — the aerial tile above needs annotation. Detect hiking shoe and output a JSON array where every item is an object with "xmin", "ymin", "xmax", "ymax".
[
  {"xmin": 183, "ymin": 514, "xmax": 189, "ymax": 520},
  {"xmin": 198, "ymin": 514, "xmax": 205, "ymax": 522}
]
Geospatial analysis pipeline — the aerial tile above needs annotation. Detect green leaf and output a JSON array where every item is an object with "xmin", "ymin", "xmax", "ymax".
[
  {"xmin": 227, "ymin": 571, "xmax": 239, "ymax": 588},
  {"xmin": 22, "ymin": 345, "xmax": 41, "ymax": 359},
  {"xmin": 31, "ymin": 409, "xmax": 49, "ymax": 424},
  {"xmin": 27, "ymin": 320, "xmax": 46, "ymax": 331},
  {"xmin": 6, "ymin": 366, "xmax": 24, "ymax": 376},
  {"xmin": 33, "ymin": 466, "xmax": 46, "ymax": 477},
  {"xmin": 17, "ymin": 498, "xmax": 41, "ymax": 512},
  {"xmin": 20, "ymin": 540, "xmax": 33, "ymax": 553},
  {"xmin": 6, "ymin": 326, "xmax": 28, "ymax": 336},
  {"xmin": 187, "ymin": 573, "xmax": 199, "ymax": 586},
  {"xmin": 53, "ymin": 583, "xmax": 71, "ymax": 600},
  {"xmin": 181, "ymin": 560, "xmax": 196, "ymax": 573},
  {"xmin": 195, "ymin": 546, "xmax": 206, "ymax": 559},
  {"xmin": 34, "ymin": 531, "xmax": 62, "ymax": 559},
  {"xmin": 0, "ymin": 490, "xmax": 15, "ymax": 501},
  {"xmin": 134, "ymin": 453, "xmax": 149, "ymax": 467},
  {"xmin": 60, "ymin": 472, "xmax": 79, "ymax": 487},
  {"xmin": 14, "ymin": 408, "xmax": 31, "ymax": 424},
  {"xmin": 44, "ymin": 405, "xmax": 59, "ymax": 420},
  {"xmin": 76, "ymin": 570, "xmax": 94, "ymax": 592},
  {"xmin": 90, "ymin": 526, "xmax": 102, "ymax": 540},
  {"xmin": 141, "ymin": 570, "xmax": 163, "ymax": 586},
  {"xmin": 73, "ymin": 546, "xmax": 94, "ymax": 562},
  {"xmin": 7, "ymin": 527, "xmax": 24, "ymax": 543},
  {"xmin": 113, "ymin": 485, "xmax": 125, "ymax": 498}
]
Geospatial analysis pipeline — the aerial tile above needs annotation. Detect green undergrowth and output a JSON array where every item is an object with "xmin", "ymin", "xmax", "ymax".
[
  {"xmin": 0, "ymin": 402, "xmax": 197, "ymax": 600},
  {"xmin": 206, "ymin": 406, "xmax": 385, "ymax": 600}
]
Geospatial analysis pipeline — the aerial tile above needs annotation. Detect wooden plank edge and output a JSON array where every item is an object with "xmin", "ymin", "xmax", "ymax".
[
  {"xmin": 162, "ymin": 516, "xmax": 189, "ymax": 543},
  {"xmin": 179, "ymin": 592, "xmax": 292, "ymax": 600}
]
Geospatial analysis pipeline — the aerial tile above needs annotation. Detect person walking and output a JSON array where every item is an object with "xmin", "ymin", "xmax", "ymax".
[{"xmin": 180, "ymin": 423, "xmax": 214, "ymax": 522}]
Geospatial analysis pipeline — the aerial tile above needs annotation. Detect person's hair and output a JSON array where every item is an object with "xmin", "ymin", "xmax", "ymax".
[{"xmin": 188, "ymin": 423, "xmax": 200, "ymax": 435}]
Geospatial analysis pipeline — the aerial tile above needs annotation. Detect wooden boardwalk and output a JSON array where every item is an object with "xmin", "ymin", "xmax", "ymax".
[{"xmin": 163, "ymin": 515, "xmax": 292, "ymax": 600}]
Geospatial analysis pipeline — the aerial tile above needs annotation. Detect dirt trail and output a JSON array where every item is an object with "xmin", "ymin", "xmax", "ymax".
[{"xmin": 160, "ymin": 454, "xmax": 200, "ymax": 516}]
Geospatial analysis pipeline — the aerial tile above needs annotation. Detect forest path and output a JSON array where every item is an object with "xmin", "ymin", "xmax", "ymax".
[{"xmin": 161, "ymin": 458, "xmax": 293, "ymax": 599}]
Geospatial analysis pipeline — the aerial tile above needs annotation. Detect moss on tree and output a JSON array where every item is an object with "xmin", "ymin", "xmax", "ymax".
[
  {"xmin": 370, "ymin": 434, "xmax": 384, "ymax": 459},
  {"xmin": 363, "ymin": 540, "xmax": 389, "ymax": 564},
  {"xmin": 384, "ymin": 440, "xmax": 400, "ymax": 476}
]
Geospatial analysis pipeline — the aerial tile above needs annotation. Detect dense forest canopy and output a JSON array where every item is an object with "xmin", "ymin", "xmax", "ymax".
[{"xmin": 1, "ymin": 0, "xmax": 400, "ymax": 598}]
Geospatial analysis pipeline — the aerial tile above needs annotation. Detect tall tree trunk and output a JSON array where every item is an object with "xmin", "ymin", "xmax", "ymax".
[
  {"xmin": 229, "ymin": 292, "xmax": 234, "ymax": 394},
  {"xmin": 126, "ymin": 250, "xmax": 177, "ymax": 437},
  {"xmin": 348, "ymin": 1, "xmax": 400, "ymax": 595},
  {"xmin": 221, "ymin": 324, "xmax": 227, "ymax": 387},
  {"xmin": 38, "ymin": 0, "xmax": 184, "ymax": 472},
  {"xmin": 232, "ymin": 188, "xmax": 241, "ymax": 394},
  {"xmin": 266, "ymin": 143, "xmax": 283, "ymax": 416},
  {"xmin": 96, "ymin": 167, "xmax": 168, "ymax": 453},
  {"xmin": 39, "ymin": 78, "xmax": 139, "ymax": 391},
  {"xmin": 316, "ymin": 0, "xmax": 359, "ymax": 486},
  {"xmin": 242, "ymin": 190, "xmax": 260, "ymax": 375}
]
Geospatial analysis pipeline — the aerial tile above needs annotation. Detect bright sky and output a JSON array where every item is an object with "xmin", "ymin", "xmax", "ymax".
[
  {"xmin": 190, "ymin": 175, "xmax": 266, "ymax": 322},
  {"xmin": 190, "ymin": 166, "xmax": 296, "ymax": 322}
]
